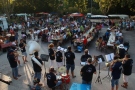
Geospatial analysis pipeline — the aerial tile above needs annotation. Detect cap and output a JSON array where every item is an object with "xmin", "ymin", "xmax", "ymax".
[
  {"xmin": 57, "ymin": 46, "xmax": 61, "ymax": 51},
  {"xmin": 119, "ymin": 44, "xmax": 124, "ymax": 49},
  {"xmin": 9, "ymin": 49, "xmax": 14, "ymax": 53}
]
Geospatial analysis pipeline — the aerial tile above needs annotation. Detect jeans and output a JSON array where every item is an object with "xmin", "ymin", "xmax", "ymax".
[
  {"xmin": 12, "ymin": 67, "xmax": 18, "ymax": 77},
  {"xmin": 34, "ymin": 72, "xmax": 41, "ymax": 80},
  {"xmin": 82, "ymin": 80, "xmax": 91, "ymax": 89}
]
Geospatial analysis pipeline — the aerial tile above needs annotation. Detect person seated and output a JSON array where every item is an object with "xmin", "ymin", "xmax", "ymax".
[
  {"xmin": 30, "ymin": 78, "xmax": 41, "ymax": 90},
  {"xmin": 80, "ymin": 49, "xmax": 92, "ymax": 62},
  {"xmin": 83, "ymin": 36, "xmax": 87, "ymax": 49},
  {"xmin": 46, "ymin": 68, "xmax": 62, "ymax": 89}
]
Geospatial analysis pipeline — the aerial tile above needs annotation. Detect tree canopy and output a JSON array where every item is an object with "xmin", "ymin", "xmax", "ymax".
[{"xmin": 0, "ymin": 0, "xmax": 135, "ymax": 15}]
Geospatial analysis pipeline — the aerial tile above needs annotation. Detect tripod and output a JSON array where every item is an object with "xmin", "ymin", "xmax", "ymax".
[
  {"xmin": 102, "ymin": 66, "xmax": 111, "ymax": 80},
  {"xmin": 95, "ymin": 63, "xmax": 102, "ymax": 84}
]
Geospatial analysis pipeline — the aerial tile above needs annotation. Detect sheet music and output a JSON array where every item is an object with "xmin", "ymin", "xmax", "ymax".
[
  {"xmin": 105, "ymin": 53, "xmax": 114, "ymax": 62},
  {"xmin": 80, "ymin": 62, "xmax": 86, "ymax": 65},
  {"xmin": 98, "ymin": 58, "xmax": 102, "ymax": 63}
]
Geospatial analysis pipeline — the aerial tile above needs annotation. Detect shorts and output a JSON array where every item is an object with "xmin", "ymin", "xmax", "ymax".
[
  {"xmin": 22, "ymin": 52, "xmax": 27, "ymax": 57},
  {"xmin": 55, "ymin": 81, "xmax": 62, "ymax": 87},
  {"xmin": 111, "ymin": 79, "xmax": 119, "ymax": 87},
  {"xmin": 66, "ymin": 64, "xmax": 75, "ymax": 71},
  {"xmin": 57, "ymin": 62, "xmax": 63, "ymax": 68}
]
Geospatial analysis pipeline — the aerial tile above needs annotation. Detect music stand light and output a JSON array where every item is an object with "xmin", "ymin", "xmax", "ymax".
[
  {"xmin": 40, "ymin": 54, "xmax": 49, "ymax": 80},
  {"xmin": 95, "ymin": 55, "xmax": 105, "ymax": 84}
]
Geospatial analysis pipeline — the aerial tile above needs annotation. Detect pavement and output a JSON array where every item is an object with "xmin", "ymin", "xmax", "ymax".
[{"xmin": 0, "ymin": 27, "xmax": 135, "ymax": 90}]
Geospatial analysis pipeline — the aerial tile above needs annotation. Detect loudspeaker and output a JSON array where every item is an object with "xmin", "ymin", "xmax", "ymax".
[{"xmin": 40, "ymin": 54, "xmax": 49, "ymax": 62}]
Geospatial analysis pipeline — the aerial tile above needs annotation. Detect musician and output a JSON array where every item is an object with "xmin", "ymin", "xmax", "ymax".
[
  {"xmin": 7, "ymin": 49, "xmax": 21, "ymax": 80},
  {"xmin": 46, "ymin": 68, "xmax": 62, "ymax": 89},
  {"xmin": 31, "ymin": 51, "xmax": 43, "ymax": 83},
  {"xmin": 65, "ymin": 46, "xmax": 76, "ymax": 78},
  {"xmin": 81, "ymin": 49, "xmax": 92, "ymax": 62},
  {"xmin": 110, "ymin": 56, "xmax": 122, "ymax": 90},
  {"xmin": 121, "ymin": 54, "xmax": 133, "ymax": 88},
  {"xmin": 56, "ymin": 47, "xmax": 63, "ymax": 68},
  {"xmin": 19, "ymin": 39, "xmax": 27, "ymax": 64},
  {"xmin": 48, "ymin": 43, "xmax": 55, "ymax": 68},
  {"xmin": 80, "ymin": 58, "xmax": 96, "ymax": 89}
]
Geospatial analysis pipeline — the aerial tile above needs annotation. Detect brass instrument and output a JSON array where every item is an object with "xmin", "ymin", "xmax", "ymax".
[
  {"xmin": 92, "ymin": 56, "xmax": 98, "ymax": 67},
  {"xmin": 105, "ymin": 58, "xmax": 125, "ymax": 67}
]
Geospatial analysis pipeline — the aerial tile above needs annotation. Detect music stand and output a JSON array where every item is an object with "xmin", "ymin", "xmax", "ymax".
[
  {"xmin": 40, "ymin": 54, "xmax": 49, "ymax": 79},
  {"xmin": 95, "ymin": 55, "xmax": 105, "ymax": 84},
  {"xmin": 103, "ymin": 53, "xmax": 114, "ymax": 80},
  {"xmin": 102, "ymin": 67, "xmax": 111, "ymax": 80}
]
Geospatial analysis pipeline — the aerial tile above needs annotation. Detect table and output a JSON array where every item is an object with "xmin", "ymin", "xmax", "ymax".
[
  {"xmin": 70, "ymin": 83, "xmax": 90, "ymax": 90},
  {"xmin": 107, "ymin": 33, "xmax": 115, "ymax": 46}
]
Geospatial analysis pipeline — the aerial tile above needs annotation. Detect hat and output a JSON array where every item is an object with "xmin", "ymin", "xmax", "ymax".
[
  {"xmin": 118, "ymin": 44, "xmax": 124, "ymax": 49},
  {"xmin": 57, "ymin": 46, "xmax": 61, "ymax": 51},
  {"xmin": 9, "ymin": 49, "xmax": 14, "ymax": 53},
  {"xmin": 107, "ymin": 28, "xmax": 111, "ymax": 30}
]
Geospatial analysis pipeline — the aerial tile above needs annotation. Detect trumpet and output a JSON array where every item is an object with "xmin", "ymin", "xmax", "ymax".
[{"xmin": 105, "ymin": 58, "xmax": 125, "ymax": 67}]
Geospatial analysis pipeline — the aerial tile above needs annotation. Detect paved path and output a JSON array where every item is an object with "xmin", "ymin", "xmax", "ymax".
[{"xmin": 0, "ymin": 27, "xmax": 135, "ymax": 90}]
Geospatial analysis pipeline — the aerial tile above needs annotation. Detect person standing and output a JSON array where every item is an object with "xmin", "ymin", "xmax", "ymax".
[
  {"xmin": 56, "ymin": 47, "xmax": 63, "ymax": 68},
  {"xmin": 65, "ymin": 46, "xmax": 76, "ymax": 78},
  {"xmin": 19, "ymin": 39, "xmax": 27, "ymax": 64},
  {"xmin": 110, "ymin": 56, "xmax": 122, "ymax": 90},
  {"xmin": 31, "ymin": 51, "xmax": 43, "ymax": 83},
  {"xmin": 7, "ymin": 49, "xmax": 21, "ymax": 80},
  {"xmin": 80, "ymin": 49, "xmax": 91, "ymax": 62},
  {"xmin": 48, "ymin": 43, "xmax": 55, "ymax": 68},
  {"xmin": 80, "ymin": 58, "xmax": 96, "ymax": 89},
  {"xmin": 121, "ymin": 54, "xmax": 133, "ymax": 88}
]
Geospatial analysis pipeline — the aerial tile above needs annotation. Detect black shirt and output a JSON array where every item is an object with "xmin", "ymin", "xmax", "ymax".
[
  {"xmin": 111, "ymin": 62, "xmax": 122, "ymax": 79},
  {"xmin": 81, "ymin": 54, "xmax": 92, "ymax": 62},
  {"xmin": 48, "ymin": 48, "xmax": 55, "ymax": 60},
  {"xmin": 81, "ymin": 64, "xmax": 96, "ymax": 82},
  {"xmin": 119, "ymin": 48, "xmax": 126, "ymax": 59},
  {"xmin": 8, "ymin": 54, "xmax": 17, "ymax": 68},
  {"xmin": 31, "ymin": 57, "xmax": 43, "ymax": 72},
  {"xmin": 65, "ymin": 51, "xmax": 75, "ymax": 65},
  {"xmin": 56, "ymin": 51, "xmax": 63, "ymax": 62},
  {"xmin": 46, "ymin": 72, "xmax": 56, "ymax": 88},
  {"xmin": 19, "ymin": 43, "xmax": 26, "ymax": 52},
  {"xmin": 122, "ymin": 59, "xmax": 133, "ymax": 75}
]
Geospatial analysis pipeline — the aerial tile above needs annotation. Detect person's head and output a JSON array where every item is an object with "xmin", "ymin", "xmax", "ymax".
[
  {"xmin": 34, "ymin": 51, "xmax": 38, "ymax": 57},
  {"xmin": 84, "ymin": 49, "xmax": 88, "ymax": 54},
  {"xmin": 48, "ymin": 43, "xmax": 54, "ymax": 49},
  {"xmin": 20, "ymin": 39, "xmax": 23, "ymax": 43},
  {"xmin": 125, "ymin": 54, "xmax": 130, "ymax": 58},
  {"xmin": 113, "ymin": 56, "xmax": 118, "ymax": 62},
  {"xmin": 67, "ymin": 46, "xmax": 71, "ymax": 51},
  {"xmin": 33, "ymin": 78, "xmax": 40, "ymax": 85},
  {"xmin": 9, "ymin": 49, "xmax": 14, "ymax": 55},
  {"xmin": 49, "ymin": 67, "xmax": 55, "ymax": 73},
  {"xmin": 87, "ymin": 58, "xmax": 92, "ymax": 64}
]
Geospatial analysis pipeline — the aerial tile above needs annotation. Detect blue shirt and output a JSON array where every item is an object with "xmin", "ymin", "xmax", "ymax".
[{"xmin": 111, "ymin": 62, "xmax": 122, "ymax": 80}]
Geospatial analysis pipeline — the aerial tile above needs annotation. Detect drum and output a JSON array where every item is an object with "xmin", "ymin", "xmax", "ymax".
[
  {"xmin": 61, "ymin": 73, "xmax": 70, "ymax": 84},
  {"xmin": 56, "ymin": 75, "xmax": 62, "ymax": 80}
]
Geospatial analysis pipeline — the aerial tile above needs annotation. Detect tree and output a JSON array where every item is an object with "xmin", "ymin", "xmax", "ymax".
[{"xmin": 0, "ymin": 0, "xmax": 15, "ymax": 20}]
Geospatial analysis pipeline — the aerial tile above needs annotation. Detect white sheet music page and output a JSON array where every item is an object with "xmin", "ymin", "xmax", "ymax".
[{"xmin": 98, "ymin": 58, "xmax": 102, "ymax": 63}]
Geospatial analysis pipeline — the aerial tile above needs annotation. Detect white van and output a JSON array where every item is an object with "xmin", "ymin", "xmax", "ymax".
[{"xmin": 0, "ymin": 17, "xmax": 8, "ymax": 30}]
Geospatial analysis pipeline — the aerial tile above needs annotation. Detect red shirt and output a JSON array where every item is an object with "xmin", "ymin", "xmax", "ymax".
[{"xmin": 83, "ymin": 38, "xmax": 87, "ymax": 45}]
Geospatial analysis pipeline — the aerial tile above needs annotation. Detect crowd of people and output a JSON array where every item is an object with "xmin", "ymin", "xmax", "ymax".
[{"xmin": 0, "ymin": 14, "xmax": 134, "ymax": 90}]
